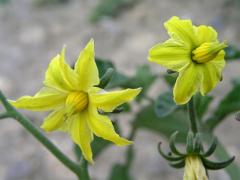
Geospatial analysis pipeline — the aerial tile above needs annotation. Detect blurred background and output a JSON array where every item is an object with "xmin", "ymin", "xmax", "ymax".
[{"xmin": 0, "ymin": 0, "xmax": 240, "ymax": 179}]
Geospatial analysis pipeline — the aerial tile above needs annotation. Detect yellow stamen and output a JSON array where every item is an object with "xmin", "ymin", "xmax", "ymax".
[
  {"xmin": 192, "ymin": 42, "xmax": 227, "ymax": 63},
  {"xmin": 66, "ymin": 91, "xmax": 88, "ymax": 114}
]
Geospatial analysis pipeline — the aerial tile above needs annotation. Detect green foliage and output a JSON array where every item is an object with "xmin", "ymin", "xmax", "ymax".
[
  {"xmin": 205, "ymin": 83, "xmax": 240, "ymax": 130},
  {"xmin": 194, "ymin": 94, "xmax": 213, "ymax": 120},
  {"xmin": 108, "ymin": 164, "xmax": 132, "ymax": 180},
  {"xmin": 163, "ymin": 73, "xmax": 177, "ymax": 87},
  {"xmin": 133, "ymin": 105, "xmax": 188, "ymax": 142},
  {"xmin": 154, "ymin": 91, "xmax": 178, "ymax": 117},
  {"xmin": 225, "ymin": 45, "xmax": 240, "ymax": 61},
  {"xmin": 90, "ymin": 0, "xmax": 138, "ymax": 23}
]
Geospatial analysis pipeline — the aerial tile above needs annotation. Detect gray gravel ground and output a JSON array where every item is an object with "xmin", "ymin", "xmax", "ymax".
[{"xmin": 0, "ymin": 0, "xmax": 240, "ymax": 179}]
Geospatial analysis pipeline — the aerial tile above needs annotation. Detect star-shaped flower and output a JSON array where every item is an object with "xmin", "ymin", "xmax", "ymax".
[
  {"xmin": 148, "ymin": 16, "xmax": 227, "ymax": 104},
  {"xmin": 10, "ymin": 39, "xmax": 141, "ymax": 163}
]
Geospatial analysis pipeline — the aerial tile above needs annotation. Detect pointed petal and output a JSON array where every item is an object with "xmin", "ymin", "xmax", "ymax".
[
  {"xmin": 87, "ymin": 105, "xmax": 132, "ymax": 145},
  {"xmin": 70, "ymin": 112, "xmax": 94, "ymax": 163},
  {"xmin": 200, "ymin": 50, "xmax": 225, "ymax": 95},
  {"xmin": 173, "ymin": 63, "xmax": 202, "ymax": 104},
  {"xmin": 41, "ymin": 107, "xmax": 65, "ymax": 132},
  {"xmin": 74, "ymin": 39, "xmax": 100, "ymax": 91},
  {"xmin": 10, "ymin": 87, "xmax": 66, "ymax": 111},
  {"xmin": 196, "ymin": 25, "xmax": 218, "ymax": 45},
  {"xmin": 44, "ymin": 48, "xmax": 80, "ymax": 92},
  {"xmin": 90, "ymin": 88, "xmax": 141, "ymax": 112},
  {"xmin": 164, "ymin": 16, "xmax": 197, "ymax": 48},
  {"xmin": 148, "ymin": 39, "xmax": 191, "ymax": 72}
]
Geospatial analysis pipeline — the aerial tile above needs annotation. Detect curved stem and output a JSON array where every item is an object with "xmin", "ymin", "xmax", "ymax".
[
  {"xmin": 0, "ymin": 91, "xmax": 82, "ymax": 179},
  {"xmin": 188, "ymin": 98, "xmax": 198, "ymax": 135}
]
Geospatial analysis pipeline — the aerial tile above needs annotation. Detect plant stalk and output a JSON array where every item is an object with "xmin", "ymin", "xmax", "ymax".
[{"xmin": 188, "ymin": 98, "xmax": 198, "ymax": 135}]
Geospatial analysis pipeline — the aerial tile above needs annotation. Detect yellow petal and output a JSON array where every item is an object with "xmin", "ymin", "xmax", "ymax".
[
  {"xmin": 41, "ymin": 107, "xmax": 65, "ymax": 132},
  {"xmin": 74, "ymin": 39, "xmax": 100, "ymax": 91},
  {"xmin": 184, "ymin": 156, "xmax": 208, "ymax": 180},
  {"xmin": 196, "ymin": 25, "xmax": 218, "ymax": 45},
  {"xmin": 164, "ymin": 16, "xmax": 197, "ymax": 48},
  {"xmin": 148, "ymin": 39, "xmax": 191, "ymax": 72},
  {"xmin": 87, "ymin": 105, "xmax": 132, "ymax": 145},
  {"xmin": 90, "ymin": 88, "xmax": 141, "ymax": 112},
  {"xmin": 10, "ymin": 87, "xmax": 66, "ymax": 111},
  {"xmin": 44, "ymin": 48, "xmax": 80, "ymax": 92},
  {"xmin": 173, "ymin": 63, "xmax": 202, "ymax": 104},
  {"xmin": 200, "ymin": 50, "xmax": 225, "ymax": 95},
  {"xmin": 70, "ymin": 112, "xmax": 94, "ymax": 163}
]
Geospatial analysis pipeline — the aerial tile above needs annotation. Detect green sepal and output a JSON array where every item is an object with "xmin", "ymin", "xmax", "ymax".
[
  {"xmin": 169, "ymin": 160, "xmax": 185, "ymax": 169},
  {"xmin": 166, "ymin": 69, "xmax": 176, "ymax": 74},
  {"xmin": 157, "ymin": 142, "xmax": 185, "ymax": 161},
  {"xmin": 169, "ymin": 131, "xmax": 185, "ymax": 156},
  {"xmin": 201, "ymin": 156, "xmax": 235, "ymax": 170},
  {"xmin": 186, "ymin": 132, "xmax": 194, "ymax": 154},
  {"xmin": 193, "ymin": 133, "xmax": 202, "ymax": 154},
  {"xmin": 98, "ymin": 68, "xmax": 115, "ymax": 88},
  {"xmin": 202, "ymin": 137, "xmax": 218, "ymax": 157}
]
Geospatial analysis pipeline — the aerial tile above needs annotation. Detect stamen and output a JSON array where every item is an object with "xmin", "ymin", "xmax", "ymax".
[
  {"xmin": 192, "ymin": 42, "xmax": 227, "ymax": 63},
  {"xmin": 66, "ymin": 91, "xmax": 88, "ymax": 115}
]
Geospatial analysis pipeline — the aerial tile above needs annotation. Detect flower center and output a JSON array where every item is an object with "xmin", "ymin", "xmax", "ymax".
[
  {"xmin": 66, "ymin": 91, "xmax": 88, "ymax": 115},
  {"xmin": 192, "ymin": 42, "xmax": 227, "ymax": 63}
]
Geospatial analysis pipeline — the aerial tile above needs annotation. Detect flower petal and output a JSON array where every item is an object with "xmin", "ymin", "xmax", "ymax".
[
  {"xmin": 173, "ymin": 63, "xmax": 202, "ymax": 104},
  {"xmin": 200, "ymin": 50, "xmax": 225, "ymax": 95},
  {"xmin": 70, "ymin": 112, "xmax": 94, "ymax": 163},
  {"xmin": 74, "ymin": 39, "xmax": 100, "ymax": 91},
  {"xmin": 41, "ymin": 107, "xmax": 65, "ymax": 132},
  {"xmin": 44, "ymin": 48, "xmax": 80, "ymax": 92},
  {"xmin": 148, "ymin": 39, "xmax": 191, "ymax": 72},
  {"xmin": 184, "ymin": 156, "xmax": 208, "ymax": 180},
  {"xmin": 164, "ymin": 16, "xmax": 197, "ymax": 48},
  {"xmin": 90, "ymin": 88, "xmax": 141, "ymax": 112},
  {"xmin": 10, "ymin": 87, "xmax": 66, "ymax": 111},
  {"xmin": 87, "ymin": 105, "xmax": 132, "ymax": 145},
  {"xmin": 196, "ymin": 25, "xmax": 218, "ymax": 45}
]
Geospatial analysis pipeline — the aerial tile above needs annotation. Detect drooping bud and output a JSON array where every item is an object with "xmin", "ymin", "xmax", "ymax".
[
  {"xmin": 66, "ymin": 91, "xmax": 88, "ymax": 115},
  {"xmin": 192, "ymin": 42, "xmax": 227, "ymax": 63},
  {"xmin": 183, "ymin": 156, "xmax": 208, "ymax": 180}
]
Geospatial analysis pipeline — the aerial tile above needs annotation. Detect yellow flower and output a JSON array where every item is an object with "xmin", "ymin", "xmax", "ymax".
[
  {"xmin": 148, "ymin": 16, "xmax": 227, "ymax": 104},
  {"xmin": 183, "ymin": 156, "xmax": 208, "ymax": 180},
  {"xmin": 10, "ymin": 39, "xmax": 141, "ymax": 163}
]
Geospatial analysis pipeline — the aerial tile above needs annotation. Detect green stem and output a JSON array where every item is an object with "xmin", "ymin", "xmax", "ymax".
[
  {"xmin": 0, "ymin": 112, "xmax": 10, "ymax": 119},
  {"xmin": 0, "ymin": 91, "xmax": 82, "ymax": 179},
  {"xmin": 188, "ymin": 98, "xmax": 198, "ymax": 135},
  {"xmin": 79, "ymin": 156, "xmax": 90, "ymax": 180},
  {"xmin": 125, "ymin": 125, "xmax": 137, "ymax": 169}
]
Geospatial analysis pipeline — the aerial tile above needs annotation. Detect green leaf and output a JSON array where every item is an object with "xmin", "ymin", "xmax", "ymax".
[
  {"xmin": 96, "ymin": 57, "xmax": 114, "ymax": 77},
  {"xmin": 118, "ymin": 65, "xmax": 156, "ymax": 101},
  {"xmin": 163, "ymin": 73, "xmax": 177, "ymax": 87},
  {"xmin": 205, "ymin": 84, "xmax": 240, "ymax": 130},
  {"xmin": 108, "ymin": 164, "xmax": 132, "ymax": 180},
  {"xmin": 225, "ymin": 45, "xmax": 240, "ymax": 61},
  {"xmin": 215, "ymin": 84, "xmax": 240, "ymax": 116},
  {"xmin": 133, "ymin": 105, "xmax": 188, "ymax": 142},
  {"xmin": 194, "ymin": 93, "xmax": 213, "ymax": 120},
  {"xmin": 155, "ymin": 91, "xmax": 178, "ymax": 117}
]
